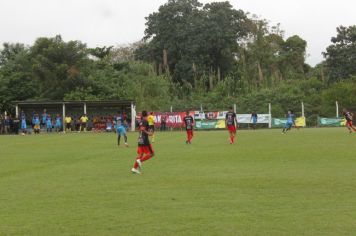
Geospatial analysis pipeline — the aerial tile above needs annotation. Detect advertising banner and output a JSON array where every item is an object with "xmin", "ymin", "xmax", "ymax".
[
  {"xmin": 272, "ymin": 117, "xmax": 306, "ymax": 128},
  {"xmin": 195, "ymin": 120, "xmax": 226, "ymax": 130},
  {"xmin": 318, "ymin": 117, "xmax": 346, "ymax": 127},
  {"xmin": 236, "ymin": 114, "xmax": 271, "ymax": 124}
]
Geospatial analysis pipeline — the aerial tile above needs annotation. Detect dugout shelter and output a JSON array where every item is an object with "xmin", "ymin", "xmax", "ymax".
[{"xmin": 13, "ymin": 100, "xmax": 136, "ymax": 131}]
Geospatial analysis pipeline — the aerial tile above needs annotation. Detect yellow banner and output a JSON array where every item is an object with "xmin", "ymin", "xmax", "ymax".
[{"xmin": 295, "ymin": 117, "xmax": 306, "ymax": 127}]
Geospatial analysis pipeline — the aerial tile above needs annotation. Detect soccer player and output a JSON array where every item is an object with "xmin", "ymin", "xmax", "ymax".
[
  {"xmin": 116, "ymin": 112, "xmax": 129, "ymax": 147},
  {"xmin": 21, "ymin": 113, "xmax": 27, "ymax": 134},
  {"xmin": 80, "ymin": 114, "xmax": 89, "ymax": 132},
  {"xmin": 282, "ymin": 110, "xmax": 295, "ymax": 134},
  {"xmin": 251, "ymin": 111, "xmax": 258, "ymax": 130},
  {"xmin": 55, "ymin": 114, "xmax": 62, "ymax": 133},
  {"xmin": 147, "ymin": 112, "xmax": 155, "ymax": 143},
  {"xmin": 46, "ymin": 115, "xmax": 53, "ymax": 133},
  {"xmin": 131, "ymin": 111, "xmax": 154, "ymax": 174},
  {"xmin": 65, "ymin": 115, "xmax": 72, "ymax": 133},
  {"xmin": 342, "ymin": 108, "xmax": 356, "ymax": 133},
  {"xmin": 183, "ymin": 111, "xmax": 194, "ymax": 144},
  {"xmin": 225, "ymin": 107, "xmax": 238, "ymax": 144},
  {"xmin": 41, "ymin": 109, "xmax": 47, "ymax": 129},
  {"xmin": 33, "ymin": 113, "xmax": 41, "ymax": 134}
]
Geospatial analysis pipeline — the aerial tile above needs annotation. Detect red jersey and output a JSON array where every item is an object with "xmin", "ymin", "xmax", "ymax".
[
  {"xmin": 184, "ymin": 115, "xmax": 194, "ymax": 130},
  {"xmin": 344, "ymin": 112, "xmax": 353, "ymax": 122},
  {"xmin": 138, "ymin": 119, "xmax": 150, "ymax": 146},
  {"xmin": 225, "ymin": 111, "xmax": 237, "ymax": 126}
]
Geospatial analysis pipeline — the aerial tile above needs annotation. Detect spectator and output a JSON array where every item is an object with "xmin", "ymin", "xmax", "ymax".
[
  {"xmin": 41, "ymin": 109, "xmax": 48, "ymax": 128},
  {"xmin": 33, "ymin": 113, "xmax": 41, "ymax": 134},
  {"xmin": 55, "ymin": 114, "xmax": 62, "ymax": 133},
  {"xmin": 106, "ymin": 119, "xmax": 113, "ymax": 132},
  {"xmin": 46, "ymin": 115, "xmax": 53, "ymax": 133},
  {"xmin": 0, "ymin": 115, "xmax": 4, "ymax": 134},
  {"xmin": 65, "ymin": 114, "xmax": 72, "ymax": 132},
  {"xmin": 80, "ymin": 114, "xmax": 89, "ymax": 132},
  {"xmin": 161, "ymin": 113, "xmax": 167, "ymax": 131},
  {"xmin": 13, "ymin": 115, "xmax": 20, "ymax": 135},
  {"xmin": 4, "ymin": 115, "xmax": 11, "ymax": 134},
  {"xmin": 21, "ymin": 113, "xmax": 27, "ymax": 134}
]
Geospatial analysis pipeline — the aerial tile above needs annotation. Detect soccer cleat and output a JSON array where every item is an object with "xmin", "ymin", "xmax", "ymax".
[
  {"xmin": 136, "ymin": 159, "xmax": 142, "ymax": 169},
  {"xmin": 125, "ymin": 143, "xmax": 129, "ymax": 147},
  {"xmin": 131, "ymin": 168, "xmax": 141, "ymax": 174}
]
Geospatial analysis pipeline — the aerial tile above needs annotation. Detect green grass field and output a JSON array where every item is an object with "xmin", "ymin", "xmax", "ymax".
[{"xmin": 0, "ymin": 128, "xmax": 355, "ymax": 235}]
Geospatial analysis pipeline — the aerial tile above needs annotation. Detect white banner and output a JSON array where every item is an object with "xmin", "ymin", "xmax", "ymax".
[{"xmin": 236, "ymin": 114, "xmax": 271, "ymax": 124}]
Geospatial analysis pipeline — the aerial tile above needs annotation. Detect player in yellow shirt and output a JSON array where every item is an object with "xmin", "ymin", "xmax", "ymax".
[
  {"xmin": 64, "ymin": 115, "xmax": 72, "ymax": 133},
  {"xmin": 147, "ymin": 112, "xmax": 155, "ymax": 143},
  {"xmin": 80, "ymin": 114, "xmax": 89, "ymax": 132}
]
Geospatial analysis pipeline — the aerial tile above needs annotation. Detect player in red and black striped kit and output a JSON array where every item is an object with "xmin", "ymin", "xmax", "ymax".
[
  {"xmin": 343, "ymin": 108, "xmax": 356, "ymax": 133},
  {"xmin": 131, "ymin": 111, "xmax": 154, "ymax": 174},
  {"xmin": 183, "ymin": 111, "xmax": 194, "ymax": 144},
  {"xmin": 225, "ymin": 107, "xmax": 238, "ymax": 144}
]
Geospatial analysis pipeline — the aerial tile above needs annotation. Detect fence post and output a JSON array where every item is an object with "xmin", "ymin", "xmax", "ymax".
[
  {"xmin": 15, "ymin": 105, "xmax": 19, "ymax": 117},
  {"xmin": 131, "ymin": 102, "xmax": 136, "ymax": 132},
  {"xmin": 301, "ymin": 101, "xmax": 305, "ymax": 117},
  {"xmin": 336, "ymin": 101, "xmax": 339, "ymax": 117},
  {"xmin": 233, "ymin": 104, "xmax": 237, "ymax": 113},
  {"xmin": 62, "ymin": 103, "xmax": 66, "ymax": 132},
  {"xmin": 268, "ymin": 103, "xmax": 272, "ymax": 128}
]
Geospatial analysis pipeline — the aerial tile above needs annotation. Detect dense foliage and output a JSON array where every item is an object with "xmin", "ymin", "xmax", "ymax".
[{"xmin": 0, "ymin": 0, "xmax": 355, "ymax": 120}]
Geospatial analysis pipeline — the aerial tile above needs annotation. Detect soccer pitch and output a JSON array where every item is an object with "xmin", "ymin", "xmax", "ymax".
[{"xmin": 0, "ymin": 128, "xmax": 355, "ymax": 235}]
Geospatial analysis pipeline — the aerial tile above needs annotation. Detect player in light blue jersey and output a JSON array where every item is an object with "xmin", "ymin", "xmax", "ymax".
[
  {"xmin": 282, "ymin": 110, "xmax": 295, "ymax": 134},
  {"xmin": 21, "ymin": 113, "xmax": 27, "ymax": 134},
  {"xmin": 55, "ymin": 114, "xmax": 62, "ymax": 133},
  {"xmin": 116, "ymin": 112, "xmax": 128, "ymax": 147}
]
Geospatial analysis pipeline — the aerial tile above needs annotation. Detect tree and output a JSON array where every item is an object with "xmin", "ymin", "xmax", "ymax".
[
  {"xmin": 30, "ymin": 35, "xmax": 90, "ymax": 100},
  {"xmin": 137, "ymin": 0, "xmax": 250, "ymax": 87},
  {"xmin": 323, "ymin": 25, "xmax": 356, "ymax": 82}
]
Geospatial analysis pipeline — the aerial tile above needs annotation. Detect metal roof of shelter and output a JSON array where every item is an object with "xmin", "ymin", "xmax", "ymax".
[{"xmin": 13, "ymin": 100, "xmax": 134, "ymax": 107}]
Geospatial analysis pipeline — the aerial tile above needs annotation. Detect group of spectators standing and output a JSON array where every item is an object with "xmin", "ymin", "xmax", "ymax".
[{"xmin": 0, "ymin": 109, "xmax": 132, "ymax": 135}]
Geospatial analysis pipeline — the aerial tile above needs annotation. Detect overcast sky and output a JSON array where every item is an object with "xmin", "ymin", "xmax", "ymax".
[{"xmin": 0, "ymin": 0, "xmax": 355, "ymax": 66}]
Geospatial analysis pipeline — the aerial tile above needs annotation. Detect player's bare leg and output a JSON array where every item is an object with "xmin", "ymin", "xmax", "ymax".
[{"xmin": 124, "ymin": 134, "xmax": 129, "ymax": 147}]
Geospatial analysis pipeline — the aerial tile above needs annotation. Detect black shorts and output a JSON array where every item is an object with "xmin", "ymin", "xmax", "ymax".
[
  {"xmin": 149, "ymin": 125, "xmax": 155, "ymax": 132},
  {"xmin": 66, "ymin": 123, "xmax": 71, "ymax": 129}
]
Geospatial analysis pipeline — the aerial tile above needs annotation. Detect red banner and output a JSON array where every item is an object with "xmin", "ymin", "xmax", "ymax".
[{"xmin": 136, "ymin": 112, "xmax": 195, "ymax": 128}]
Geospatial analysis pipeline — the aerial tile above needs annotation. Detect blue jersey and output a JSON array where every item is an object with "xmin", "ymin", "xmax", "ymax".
[
  {"xmin": 55, "ymin": 117, "xmax": 61, "ymax": 126},
  {"xmin": 116, "ymin": 115, "xmax": 124, "ymax": 127},
  {"xmin": 287, "ymin": 114, "xmax": 295, "ymax": 124},
  {"xmin": 33, "ymin": 117, "xmax": 40, "ymax": 125},
  {"xmin": 46, "ymin": 119, "xmax": 52, "ymax": 127},
  {"xmin": 21, "ymin": 117, "xmax": 27, "ymax": 129},
  {"xmin": 42, "ymin": 113, "xmax": 47, "ymax": 123}
]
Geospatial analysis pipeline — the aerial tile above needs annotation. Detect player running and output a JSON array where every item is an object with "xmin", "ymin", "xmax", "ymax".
[
  {"xmin": 225, "ymin": 107, "xmax": 238, "ymax": 144},
  {"xmin": 251, "ymin": 111, "xmax": 258, "ymax": 130},
  {"xmin": 183, "ymin": 111, "xmax": 194, "ymax": 144},
  {"xmin": 116, "ymin": 112, "xmax": 128, "ymax": 147},
  {"xmin": 282, "ymin": 110, "xmax": 295, "ymax": 134},
  {"xmin": 147, "ymin": 112, "xmax": 155, "ymax": 143},
  {"xmin": 342, "ymin": 108, "xmax": 356, "ymax": 133},
  {"xmin": 131, "ymin": 111, "xmax": 154, "ymax": 174}
]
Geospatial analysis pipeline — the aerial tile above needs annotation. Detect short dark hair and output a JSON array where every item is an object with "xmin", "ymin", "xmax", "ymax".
[
  {"xmin": 186, "ymin": 110, "xmax": 190, "ymax": 115},
  {"xmin": 142, "ymin": 110, "xmax": 148, "ymax": 117},
  {"xmin": 229, "ymin": 106, "xmax": 233, "ymax": 110}
]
